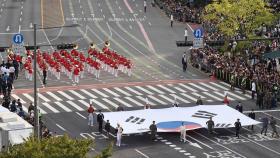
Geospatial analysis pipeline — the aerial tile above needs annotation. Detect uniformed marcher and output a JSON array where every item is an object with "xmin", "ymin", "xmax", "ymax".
[
  {"xmin": 235, "ymin": 102, "xmax": 243, "ymax": 113},
  {"xmin": 206, "ymin": 117, "xmax": 215, "ymax": 134},
  {"xmin": 196, "ymin": 96, "xmax": 203, "ymax": 105},
  {"xmin": 248, "ymin": 109, "xmax": 255, "ymax": 130},
  {"xmin": 104, "ymin": 120, "xmax": 110, "ymax": 137},
  {"xmin": 149, "ymin": 121, "xmax": 157, "ymax": 140},
  {"xmin": 230, "ymin": 73, "xmax": 235, "ymax": 91},
  {"xmin": 43, "ymin": 67, "xmax": 47, "ymax": 85},
  {"xmin": 184, "ymin": 27, "xmax": 188, "ymax": 43},
  {"xmin": 97, "ymin": 110, "xmax": 104, "ymax": 133},
  {"xmin": 170, "ymin": 14, "xmax": 174, "ymax": 27},
  {"xmin": 270, "ymin": 116, "xmax": 279, "ymax": 138},
  {"xmin": 182, "ymin": 52, "xmax": 187, "ymax": 72},
  {"xmin": 234, "ymin": 119, "xmax": 242, "ymax": 138},
  {"xmin": 180, "ymin": 122, "xmax": 186, "ymax": 142},
  {"xmin": 261, "ymin": 116, "xmax": 269, "ymax": 136},
  {"xmin": 241, "ymin": 76, "xmax": 247, "ymax": 94}
]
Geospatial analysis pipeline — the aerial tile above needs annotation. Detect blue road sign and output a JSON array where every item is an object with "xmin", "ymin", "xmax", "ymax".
[
  {"xmin": 193, "ymin": 28, "xmax": 203, "ymax": 38},
  {"xmin": 12, "ymin": 33, "xmax": 24, "ymax": 44}
]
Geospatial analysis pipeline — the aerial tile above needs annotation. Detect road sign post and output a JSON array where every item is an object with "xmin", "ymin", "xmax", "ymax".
[
  {"xmin": 13, "ymin": 33, "xmax": 24, "ymax": 44},
  {"xmin": 193, "ymin": 28, "xmax": 204, "ymax": 49}
]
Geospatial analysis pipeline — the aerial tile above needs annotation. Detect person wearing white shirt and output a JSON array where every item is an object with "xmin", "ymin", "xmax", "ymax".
[
  {"xmin": 180, "ymin": 123, "xmax": 186, "ymax": 143},
  {"xmin": 170, "ymin": 14, "xmax": 174, "ymax": 27},
  {"xmin": 116, "ymin": 124, "xmax": 123, "ymax": 147},
  {"xmin": 9, "ymin": 66, "xmax": 15, "ymax": 80},
  {"xmin": 184, "ymin": 28, "xmax": 188, "ymax": 43},
  {"xmin": 251, "ymin": 81, "xmax": 256, "ymax": 100},
  {"xmin": 144, "ymin": 0, "xmax": 147, "ymax": 13}
]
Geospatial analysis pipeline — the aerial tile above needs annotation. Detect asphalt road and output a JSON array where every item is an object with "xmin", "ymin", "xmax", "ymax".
[{"xmin": 1, "ymin": 0, "xmax": 279, "ymax": 158}]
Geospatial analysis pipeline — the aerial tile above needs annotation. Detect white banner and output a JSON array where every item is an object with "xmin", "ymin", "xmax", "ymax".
[{"xmin": 103, "ymin": 105, "xmax": 260, "ymax": 134}]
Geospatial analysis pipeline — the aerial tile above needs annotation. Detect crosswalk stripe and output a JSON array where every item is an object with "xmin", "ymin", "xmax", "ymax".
[
  {"xmin": 170, "ymin": 94, "xmax": 190, "ymax": 103},
  {"xmin": 66, "ymin": 101, "xmax": 84, "ymax": 111},
  {"xmin": 11, "ymin": 94, "xmax": 26, "ymax": 104},
  {"xmin": 146, "ymin": 85, "xmax": 165, "ymax": 94},
  {"xmin": 38, "ymin": 93, "xmax": 50, "ymax": 102},
  {"xmin": 158, "ymin": 94, "xmax": 174, "ymax": 103},
  {"xmin": 157, "ymin": 85, "xmax": 176, "ymax": 93},
  {"xmin": 219, "ymin": 82, "xmax": 231, "ymax": 87},
  {"xmin": 124, "ymin": 87, "xmax": 143, "ymax": 95},
  {"xmin": 90, "ymin": 99, "xmax": 109, "ymax": 109},
  {"xmin": 226, "ymin": 91, "xmax": 246, "ymax": 100},
  {"xmin": 114, "ymin": 98, "xmax": 132, "ymax": 107},
  {"xmin": 199, "ymin": 82, "xmax": 218, "ymax": 91},
  {"xmin": 80, "ymin": 89, "xmax": 98, "ymax": 98},
  {"xmin": 69, "ymin": 90, "xmax": 86, "ymax": 99},
  {"xmin": 124, "ymin": 97, "xmax": 143, "ymax": 106},
  {"xmin": 235, "ymin": 91, "xmax": 252, "ymax": 98},
  {"xmin": 189, "ymin": 83, "xmax": 208, "ymax": 91},
  {"xmin": 91, "ymin": 89, "xmax": 109, "ymax": 98},
  {"xmin": 42, "ymin": 102, "xmax": 59, "ymax": 113},
  {"xmin": 209, "ymin": 82, "xmax": 228, "ymax": 90},
  {"xmin": 46, "ymin": 92, "xmax": 62, "ymax": 101},
  {"xmin": 148, "ymin": 95, "xmax": 167, "ymax": 105},
  {"xmin": 114, "ymin": 87, "xmax": 132, "ymax": 96},
  {"xmin": 203, "ymin": 92, "xmax": 223, "ymax": 100},
  {"xmin": 78, "ymin": 100, "xmax": 90, "ymax": 108},
  {"xmin": 180, "ymin": 93, "xmax": 197, "ymax": 102},
  {"xmin": 103, "ymin": 88, "xmax": 121, "ymax": 97},
  {"xmin": 173, "ymin": 87, "xmax": 186, "ymax": 93},
  {"xmin": 22, "ymin": 93, "xmax": 34, "ymax": 102},
  {"xmin": 192, "ymin": 93, "xmax": 206, "ymax": 99},
  {"xmin": 102, "ymin": 98, "xmax": 119, "ymax": 108},
  {"xmin": 214, "ymin": 91, "xmax": 235, "ymax": 100},
  {"xmin": 54, "ymin": 102, "xmax": 72, "ymax": 112},
  {"xmin": 58, "ymin": 91, "xmax": 74, "ymax": 100},
  {"xmin": 38, "ymin": 107, "xmax": 47, "ymax": 114},
  {"xmin": 136, "ymin": 96, "xmax": 156, "ymax": 105},
  {"xmin": 179, "ymin": 83, "xmax": 198, "ymax": 92},
  {"xmin": 135, "ymin": 86, "xmax": 154, "ymax": 95},
  {"xmin": 22, "ymin": 106, "xmax": 28, "ymax": 113}
]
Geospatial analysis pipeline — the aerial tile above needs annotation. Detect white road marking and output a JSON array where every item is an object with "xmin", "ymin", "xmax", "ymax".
[
  {"xmin": 69, "ymin": 90, "xmax": 86, "ymax": 99},
  {"xmin": 209, "ymin": 82, "xmax": 228, "ymax": 90},
  {"xmin": 225, "ymin": 91, "xmax": 246, "ymax": 100},
  {"xmin": 114, "ymin": 87, "xmax": 132, "ymax": 96},
  {"xmin": 90, "ymin": 99, "xmax": 109, "ymax": 109},
  {"xmin": 6, "ymin": 26, "xmax": 9, "ymax": 32},
  {"xmin": 135, "ymin": 86, "xmax": 154, "ymax": 95},
  {"xmin": 38, "ymin": 93, "xmax": 50, "ymax": 102},
  {"xmin": 199, "ymin": 82, "xmax": 218, "ymax": 91},
  {"xmin": 91, "ymin": 89, "xmax": 109, "ymax": 97},
  {"xmin": 136, "ymin": 96, "xmax": 156, "ymax": 105},
  {"xmin": 46, "ymin": 92, "xmax": 62, "ymax": 101},
  {"xmin": 58, "ymin": 91, "xmax": 74, "ymax": 100},
  {"xmin": 170, "ymin": 94, "xmax": 190, "ymax": 103},
  {"xmin": 54, "ymin": 102, "xmax": 72, "ymax": 112},
  {"xmin": 129, "ymin": 25, "xmax": 132, "ymax": 29},
  {"xmin": 56, "ymin": 123, "xmax": 66, "ymax": 131},
  {"xmin": 125, "ymin": 87, "xmax": 143, "ymax": 95},
  {"xmin": 146, "ymin": 85, "xmax": 165, "ymax": 94},
  {"xmin": 12, "ymin": 94, "xmax": 26, "ymax": 104},
  {"xmin": 189, "ymin": 83, "xmax": 208, "ymax": 91},
  {"xmin": 148, "ymin": 22, "xmax": 151, "ymax": 26},
  {"xmin": 78, "ymin": 100, "xmax": 90, "ymax": 108},
  {"xmin": 42, "ymin": 102, "xmax": 59, "ymax": 113},
  {"xmin": 203, "ymin": 92, "xmax": 222, "ymax": 100},
  {"xmin": 173, "ymin": 87, "xmax": 186, "ymax": 93},
  {"xmin": 81, "ymin": 89, "xmax": 98, "ymax": 98},
  {"xmin": 67, "ymin": 101, "xmax": 84, "ymax": 111},
  {"xmin": 148, "ymin": 95, "xmax": 167, "ymax": 105},
  {"xmin": 102, "ymin": 98, "xmax": 119, "ymax": 108},
  {"xmin": 103, "ymin": 88, "xmax": 120, "ymax": 97},
  {"xmin": 186, "ymin": 134, "xmax": 213, "ymax": 149},
  {"xmin": 157, "ymin": 85, "xmax": 176, "ymax": 93},
  {"xmin": 135, "ymin": 149, "xmax": 149, "ymax": 158},
  {"xmin": 214, "ymin": 91, "xmax": 234, "ymax": 100},
  {"xmin": 22, "ymin": 93, "xmax": 34, "ymax": 102},
  {"xmin": 158, "ymin": 95, "xmax": 174, "ymax": 103},
  {"xmin": 125, "ymin": 97, "xmax": 143, "ymax": 106},
  {"xmin": 192, "ymin": 92, "xmax": 206, "ymax": 99},
  {"xmin": 180, "ymin": 93, "xmax": 197, "ymax": 102},
  {"xmin": 114, "ymin": 97, "xmax": 132, "ymax": 107},
  {"xmin": 76, "ymin": 112, "xmax": 86, "ymax": 119}
]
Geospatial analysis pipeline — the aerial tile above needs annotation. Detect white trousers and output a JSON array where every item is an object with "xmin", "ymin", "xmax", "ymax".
[
  {"xmin": 88, "ymin": 113, "xmax": 93, "ymax": 126},
  {"xmin": 116, "ymin": 133, "xmax": 122, "ymax": 146}
]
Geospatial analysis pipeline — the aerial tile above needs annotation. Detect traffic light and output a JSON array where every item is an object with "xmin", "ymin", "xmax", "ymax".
[
  {"xmin": 25, "ymin": 46, "xmax": 40, "ymax": 50},
  {"xmin": 176, "ymin": 41, "xmax": 193, "ymax": 47},
  {"xmin": 206, "ymin": 40, "xmax": 225, "ymax": 46},
  {"xmin": 0, "ymin": 47, "xmax": 9, "ymax": 52},
  {"xmin": 56, "ymin": 44, "xmax": 77, "ymax": 50}
]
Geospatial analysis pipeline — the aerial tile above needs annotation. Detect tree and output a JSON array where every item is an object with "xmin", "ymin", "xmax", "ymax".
[
  {"xmin": 203, "ymin": 0, "xmax": 276, "ymax": 38},
  {"xmin": 0, "ymin": 134, "xmax": 113, "ymax": 158}
]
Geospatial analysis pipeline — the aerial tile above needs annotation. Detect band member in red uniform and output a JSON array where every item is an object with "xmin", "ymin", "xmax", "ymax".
[{"xmin": 73, "ymin": 65, "xmax": 80, "ymax": 83}]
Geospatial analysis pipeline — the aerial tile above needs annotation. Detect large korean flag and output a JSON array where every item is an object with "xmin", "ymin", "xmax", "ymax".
[{"xmin": 103, "ymin": 105, "xmax": 261, "ymax": 134}]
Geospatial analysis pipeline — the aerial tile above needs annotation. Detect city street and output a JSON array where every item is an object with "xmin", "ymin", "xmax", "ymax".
[{"xmin": 1, "ymin": 0, "xmax": 279, "ymax": 157}]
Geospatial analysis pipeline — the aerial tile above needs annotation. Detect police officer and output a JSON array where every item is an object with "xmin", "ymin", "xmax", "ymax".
[
  {"xmin": 182, "ymin": 52, "xmax": 187, "ymax": 72},
  {"xmin": 270, "ymin": 116, "xmax": 279, "ymax": 138},
  {"xmin": 230, "ymin": 73, "xmax": 235, "ymax": 91},
  {"xmin": 97, "ymin": 110, "xmax": 104, "ymax": 133},
  {"xmin": 234, "ymin": 119, "xmax": 241, "ymax": 138},
  {"xmin": 184, "ymin": 27, "xmax": 188, "ymax": 43},
  {"xmin": 170, "ymin": 13, "xmax": 174, "ymax": 27},
  {"xmin": 206, "ymin": 117, "xmax": 215, "ymax": 134},
  {"xmin": 248, "ymin": 109, "xmax": 255, "ymax": 130},
  {"xmin": 149, "ymin": 121, "xmax": 157, "ymax": 140},
  {"xmin": 241, "ymin": 76, "xmax": 247, "ymax": 94},
  {"xmin": 43, "ymin": 67, "xmax": 47, "ymax": 85},
  {"xmin": 261, "ymin": 116, "xmax": 269, "ymax": 136}
]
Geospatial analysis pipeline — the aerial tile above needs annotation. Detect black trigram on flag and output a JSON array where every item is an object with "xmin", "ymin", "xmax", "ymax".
[
  {"xmin": 215, "ymin": 123, "xmax": 231, "ymax": 128},
  {"xmin": 125, "ymin": 116, "xmax": 146, "ymax": 124},
  {"xmin": 192, "ymin": 110, "xmax": 217, "ymax": 119}
]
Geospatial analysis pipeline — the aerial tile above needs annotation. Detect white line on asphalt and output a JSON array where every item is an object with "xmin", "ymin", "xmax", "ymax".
[
  {"xmin": 42, "ymin": 102, "xmax": 59, "ymax": 113},
  {"xmin": 136, "ymin": 96, "xmax": 156, "ymax": 105},
  {"xmin": 173, "ymin": 86, "xmax": 186, "ymax": 93},
  {"xmin": 69, "ymin": 90, "xmax": 86, "ymax": 99},
  {"xmin": 114, "ymin": 98, "xmax": 132, "ymax": 107},
  {"xmin": 58, "ymin": 91, "xmax": 74, "ymax": 100},
  {"xmin": 54, "ymin": 102, "xmax": 72, "ymax": 112},
  {"xmin": 186, "ymin": 134, "xmax": 213, "ymax": 149},
  {"xmin": 148, "ymin": 22, "xmax": 151, "ymax": 26},
  {"xmin": 76, "ymin": 112, "xmax": 86, "ymax": 119},
  {"xmin": 189, "ymin": 83, "xmax": 208, "ymax": 91},
  {"xmin": 90, "ymin": 99, "xmax": 109, "ymax": 110},
  {"xmin": 103, "ymin": 88, "xmax": 120, "ymax": 97},
  {"xmin": 180, "ymin": 93, "xmax": 197, "ymax": 102},
  {"xmin": 158, "ymin": 94, "xmax": 174, "ymax": 103},
  {"xmin": 124, "ymin": 87, "xmax": 143, "ymax": 95},
  {"xmin": 56, "ymin": 123, "xmax": 66, "ymax": 131},
  {"xmin": 262, "ymin": 112, "xmax": 280, "ymax": 121},
  {"xmin": 199, "ymin": 82, "xmax": 218, "ymax": 91},
  {"xmin": 6, "ymin": 26, "xmax": 9, "ymax": 32},
  {"xmin": 214, "ymin": 91, "xmax": 234, "ymax": 100},
  {"xmin": 135, "ymin": 86, "xmax": 154, "ymax": 95},
  {"xmin": 91, "ymin": 89, "xmax": 109, "ymax": 98},
  {"xmin": 114, "ymin": 87, "xmax": 132, "ymax": 96},
  {"xmin": 135, "ymin": 149, "xmax": 149, "ymax": 158},
  {"xmin": 157, "ymin": 85, "xmax": 176, "ymax": 93},
  {"xmin": 170, "ymin": 94, "xmax": 190, "ymax": 103},
  {"xmin": 124, "ymin": 97, "xmax": 143, "ymax": 106},
  {"xmin": 129, "ymin": 25, "xmax": 132, "ymax": 29},
  {"xmin": 209, "ymin": 82, "xmax": 228, "ymax": 90},
  {"xmin": 46, "ymin": 92, "xmax": 62, "ymax": 101},
  {"xmin": 146, "ymin": 85, "xmax": 165, "ymax": 94},
  {"xmin": 102, "ymin": 98, "xmax": 119, "ymax": 108},
  {"xmin": 80, "ymin": 89, "xmax": 98, "ymax": 98},
  {"xmin": 203, "ymin": 92, "xmax": 223, "ymax": 100},
  {"xmin": 20, "ymin": 11, "xmax": 22, "ymax": 15},
  {"xmin": 22, "ymin": 93, "xmax": 34, "ymax": 102},
  {"xmin": 192, "ymin": 92, "xmax": 206, "ymax": 99},
  {"xmin": 38, "ymin": 93, "xmax": 50, "ymax": 102},
  {"xmin": 148, "ymin": 95, "xmax": 167, "ymax": 105},
  {"xmin": 11, "ymin": 94, "xmax": 26, "ymax": 104},
  {"xmin": 18, "ymin": 25, "xmax": 21, "ymax": 33},
  {"xmin": 67, "ymin": 101, "xmax": 84, "ymax": 111},
  {"xmin": 78, "ymin": 100, "xmax": 90, "ymax": 108},
  {"xmin": 226, "ymin": 91, "xmax": 246, "ymax": 100}
]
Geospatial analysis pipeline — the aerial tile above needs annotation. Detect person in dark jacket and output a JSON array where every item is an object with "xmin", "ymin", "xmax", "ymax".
[
  {"xmin": 261, "ymin": 116, "xmax": 269, "ymax": 136},
  {"xmin": 10, "ymin": 100, "xmax": 17, "ymax": 112},
  {"xmin": 248, "ymin": 109, "xmax": 255, "ymax": 130},
  {"xmin": 234, "ymin": 119, "xmax": 242, "ymax": 138},
  {"xmin": 18, "ymin": 108, "xmax": 25, "ymax": 118},
  {"xmin": 104, "ymin": 120, "xmax": 111, "ymax": 137},
  {"xmin": 149, "ymin": 121, "xmax": 157, "ymax": 140},
  {"xmin": 235, "ymin": 102, "xmax": 243, "ymax": 113},
  {"xmin": 97, "ymin": 110, "xmax": 104, "ymax": 133}
]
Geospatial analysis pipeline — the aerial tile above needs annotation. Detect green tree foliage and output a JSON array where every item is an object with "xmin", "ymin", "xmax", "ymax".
[
  {"xmin": 0, "ymin": 135, "xmax": 113, "ymax": 158},
  {"xmin": 203, "ymin": 0, "xmax": 276, "ymax": 38}
]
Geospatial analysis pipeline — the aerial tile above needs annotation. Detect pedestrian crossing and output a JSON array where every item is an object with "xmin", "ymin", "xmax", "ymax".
[{"xmin": 12, "ymin": 81, "xmax": 251, "ymax": 114}]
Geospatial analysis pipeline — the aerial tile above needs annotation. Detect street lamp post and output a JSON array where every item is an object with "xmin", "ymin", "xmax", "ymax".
[{"xmin": 32, "ymin": 23, "xmax": 79, "ymax": 139}]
